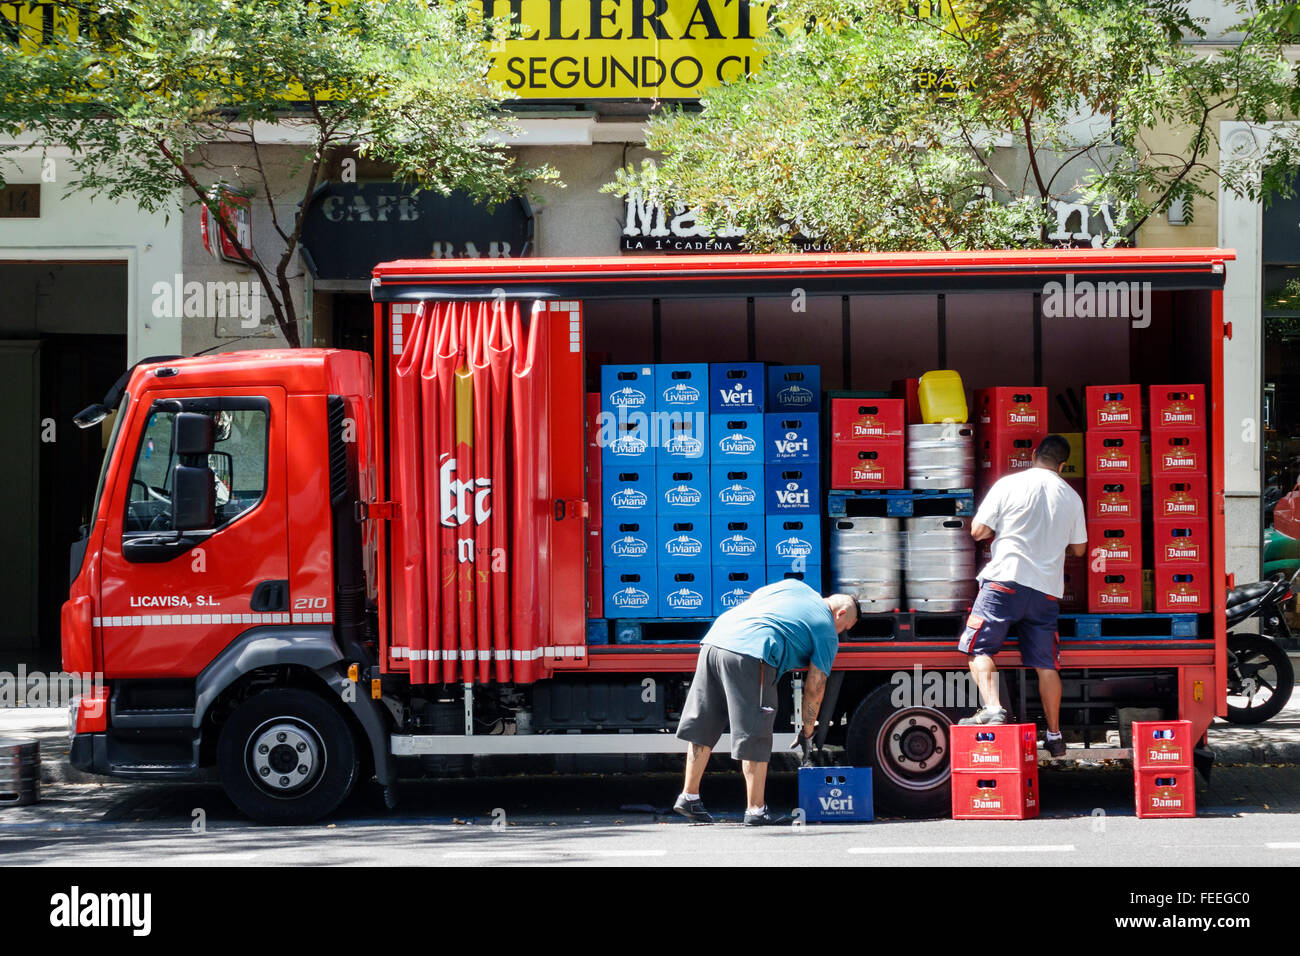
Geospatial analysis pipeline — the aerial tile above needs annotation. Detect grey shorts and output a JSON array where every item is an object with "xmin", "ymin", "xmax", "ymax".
[{"xmin": 676, "ymin": 645, "xmax": 780, "ymax": 762}]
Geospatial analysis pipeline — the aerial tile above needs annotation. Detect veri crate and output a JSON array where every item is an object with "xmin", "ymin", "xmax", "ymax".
[
  {"xmin": 600, "ymin": 413, "xmax": 656, "ymax": 468},
  {"xmin": 1086, "ymin": 431, "xmax": 1142, "ymax": 478},
  {"xmin": 713, "ymin": 565, "xmax": 760, "ymax": 615},
  {"xmin": 711, "ymin": 465, "xmax": 765, "ymax": 515},
  {"xmin": 1086, "ymin": 476, "xmax": 1140, "ymax": 522},
  {"xmin": 1088, "ymin": 569, "xmax": 1142, "ymax": 613},
  {"xmin": 798, "ymin": 766, "xmax": 874, "ymax": 823},
  {"xmin": 949, "ymin": 724, "xmax": 1038, "ymax": 772},
  {"xmin": 603, "ymin": 519, "xmax": 656, "ymax": 566},
  {"xmin": 655, "ymin": 363, "xmax": 709, "ymax": 413},
  {"xmin": 602, "ymin": 469, "xmax": 656, "ymax": 518},
  {"xmin": 657, "ymin": 516, "xmax": 710, "ymax": 568},
  {"xmin": 768, "ymin": 564, "xmax": 823, "ymax": 591},
  {"xmin": 1135, "ymin": 769, "xmax": 1196, "ymax": 818},
  {"xmin": 766, "ymin": 464, "xmax": 820, "ymax": 514},
  {"xmin": 656, "ymin": 466, "xmax": 709, "ymax": 517},
  {"xmin": 764, "ymin": 413, "xmax": 819, "ymax": 463},
  {"xmin": 974, "ymin": 387, "xmax": 1049, "ymax": 432},
  {"xmin": 951, "ymin": 769, "xmax": 1040, "ymax": 820},
  {"xmin": 1153, "ymin": 476, "xmax": 1210, "ymax": 522},
  {"xmin": 710, "ymin": 362, "xmax": 766, "ymax": 413},
  {"xmin": 604, "ymin": 567, "xmax": 657, "ymax": 618},
  {"xmin": 1086, "ymin": 520, "xmax": 1143, "ymax": 569},
  {"xmin": 1153, "ymin": 565, "xmax": 1212, "ymax": 613},
  {"xmin": 1131, "ymin": 719, "xmax": 1194, "ymax": 770},
  {"xmin": 659, "ymin": 569, "xmax": 710, "ymax": 618},
  {"xmin": 830, "ymin": 398, "xmax": 905, "ymax": 443},
  {"xmin": 1152, "ymin": 519, "xmax": 1211, "ymax": 567},
  {"xmin": 765, "ymin": 515, "xmax": 822, "ymax": 567},
  {"xmin": 1085, "ymin": 384, "xmax": 1142, "ymax": 430},
  {"xmin": 1149, "ymin": 384, "xmax": 1206, "ymax": 431},
  {"xmin": 1149, "ymin": 430, "xmax": 1208, "ymax": 477},
  {"xmin": 710, "ymin": 413, "xmax": 763, "ymax": 464},
  {"xmin": 830, "ymin": 445, "xmax": 906, "ymax": 490},
  {"xmin": 711, "ymin": 515, "xmax": 765, "ymax": 566},
  {"xmin": 768, "ymin": 365, "xmax": 822, "ymax": 411},
  {"xmin": 917, "ymin": 370, "xmax": 968, "ymax": 423},
  {"xmin": 659, "ymin": 411, "xmax": 708, "ymax": 463},
  {"xmin": 600, "ymin": 365, "xmax": 654, "ymax": 417}
]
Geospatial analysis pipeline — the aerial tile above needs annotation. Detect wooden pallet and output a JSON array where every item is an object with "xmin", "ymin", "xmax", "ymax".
[
  {"xmin": 1059, "ymin": 613, "xmax": 1200, "ymax": 640},
  {"xmin": 827, "ymin": 488, "xmax": 976, "ymax": 518}
]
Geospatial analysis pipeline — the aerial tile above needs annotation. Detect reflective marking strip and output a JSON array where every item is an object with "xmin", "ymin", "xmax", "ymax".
[
  {"xmin": 389, "ymin": 647, "xmax": 553, "ymax": 663},
  {"xmin": 94, "ymin": 611, "xmax": 307, "ymax": 627}
]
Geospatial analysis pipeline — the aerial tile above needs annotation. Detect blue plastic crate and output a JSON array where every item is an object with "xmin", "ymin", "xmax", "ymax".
[
  {"xmin": 710, "ymin": 362, "xmax": 766, "ymax": 412},
  {"xmin": 798, "ymin": 766, "xmax": 873, "ymax": 823},
  {"xmin": 768, "ymin": 365, "xmax": 821, "ymax": 411}
]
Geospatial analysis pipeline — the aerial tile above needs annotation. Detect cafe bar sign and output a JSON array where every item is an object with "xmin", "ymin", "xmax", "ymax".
[
  {"xmin": 622, "ymin": 192, "xmax": 829, "ymax": 253},
  {"xmin": 477, "ymin": 0, "xmax": 772, "ymax": 98}
]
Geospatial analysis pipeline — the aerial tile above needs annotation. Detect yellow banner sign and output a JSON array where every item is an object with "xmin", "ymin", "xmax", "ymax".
[{"xmin": 475, "ymin": 0, "xmax": 772, "ymax": 99}]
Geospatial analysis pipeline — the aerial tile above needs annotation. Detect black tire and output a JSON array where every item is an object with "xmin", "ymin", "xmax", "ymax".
[
  {"xmin": 217, "ymin": 687, "xmax": 359, "ymax": 825},
  {"xmin": 845, "ymin": 684, "xmax": 952, "ymax": 818},
  {"xmin": 1226, "ymin": 634, "xmax": 1295, "ymax": 725}
]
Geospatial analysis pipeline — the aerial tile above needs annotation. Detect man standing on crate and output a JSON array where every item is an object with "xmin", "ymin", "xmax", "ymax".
[
  {"xmin": 673, "ymin": 579, "xmax": 859, "ymax": 826},
  {"xmin": 960, "ymin": 434, "xmax": 1088, "ymax": 758}
]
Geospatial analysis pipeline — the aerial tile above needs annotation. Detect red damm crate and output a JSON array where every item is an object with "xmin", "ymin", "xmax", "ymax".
[
  {"xmin": 1089, "ymin": 569, "xmax": 1142, "ymax": 613},
  {"xmin": 1152, "ymin": 519, "xmax": 1211, "ymax": 567},
  {"xmin": 974, "ymin": 387, "xmax": 1049, "ymax": 432},
  {"xmin": 892, "ymin": 379, "xmax": 921, "ymax": 425},
  {"xmin": 951, "ymin": 769, "xmax": 1040, "ymax": 820},
  {"xmin": 1085, "ymin": 430, "xmax": 1142, "ymax": 478},
  {"xmin": 1087, "ymin": 476, "xmax": 1140, "ymax": 522},
  {"xmin": 1085, "ymin": 384, "xmax": 1142, "ymax": 430},
  {"xmin": 1149, "ymin": 429, "xmax": 1208, "ymax": 477},
  {"xmin": 1135, "ymin": 768, "xmax": 1196, "ymax": 818},
  {"xmin": 830, "ymin": 445, "xmax": 905, "ymax": 489},
  {"xmin": 1153, "ymin": 476, "xmax": 1210, "ymax": 522},
  {"xmin": 1061, "ymin": 557, "xmax": 1087, "ymax": 611},
  {"xmin": 1087, "ymin": 520, "xmax": 1143, "ymax": 570},
  {"xmin": 950, "ymin": 723, "xmax": 1038, "ymax": 772},
  {"xmin": 1131, "ymin": 720, "xmax": 1193, "ymax": 770},
  {"xmin": 831, "ymin": 398, "xmax": 905, "ymax": 444},
  {"xmin": 1149, "ymin": 384, "xmax": 1205, "ymax": 431},
  {"xmin": 1153, "ymin": 565, "xmax": 1212, "ymax": 613},
  {"xmin": 978, "ymin": 431, "xmax": 1040, "ymax": 484}
]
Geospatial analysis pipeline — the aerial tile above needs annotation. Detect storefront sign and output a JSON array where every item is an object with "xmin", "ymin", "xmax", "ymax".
[
  {"xmin": 300, "ymin": 182, "xmax": 532, "ymax": 280},
  {"xmin": 621, "ymin": 192, "xmax": 829, "ymax": 253},
  {"xmin": 478, "ymin": 0, "xmax": 773, "ymax": 98}
]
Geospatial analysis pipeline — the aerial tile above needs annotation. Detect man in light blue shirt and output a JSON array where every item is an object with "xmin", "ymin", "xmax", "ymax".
[{"xmin": 674, "ymin": 579, "xmax": 858, "ymax": 826}]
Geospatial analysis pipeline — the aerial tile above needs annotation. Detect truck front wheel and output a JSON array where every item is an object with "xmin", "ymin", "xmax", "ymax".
[
  {"xmin": 844, "ymin": 684, "xmax": 952, "ymax": 818},
  {"xmin": 217, "ymin": 688, "xmax": 359, "ymax": 825}
]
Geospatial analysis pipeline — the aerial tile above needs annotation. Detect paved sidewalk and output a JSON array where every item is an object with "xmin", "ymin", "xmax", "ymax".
[{"xmin": 4, "ymin": 691, "xmax": 1300, "ymax": 788}]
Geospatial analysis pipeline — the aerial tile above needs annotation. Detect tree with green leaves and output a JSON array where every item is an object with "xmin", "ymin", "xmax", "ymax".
[
  {"xmin": 1, "ymin": 0, "xmax": 554, "ymax": 346},
  {"xmin": 608, "ymin": 0, "xmax": 1296, "ymax": 252}
]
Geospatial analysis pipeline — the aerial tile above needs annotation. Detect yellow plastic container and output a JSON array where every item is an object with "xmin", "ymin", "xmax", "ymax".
[{"xmin": 917, "ymin": 370, "xmax": 968, "ymax": 423}]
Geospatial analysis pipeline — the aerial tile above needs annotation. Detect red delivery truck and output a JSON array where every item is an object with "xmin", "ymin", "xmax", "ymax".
[{"xmin": 62, "ymin": 249, "xmax": 1234, "ymax": 823}]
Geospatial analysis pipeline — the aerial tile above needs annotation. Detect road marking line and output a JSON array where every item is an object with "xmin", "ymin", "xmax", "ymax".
[
  {"xmin": 442, "ymin": 849, "xmax": 667, "ymax": 859},
  {"xmin": 1266, "ymin": 842, "xmax": 1300, "ymax": 849},
  {"xmin": 847, "ymin": 845, "xmax": 1075, "ymax": 855}
]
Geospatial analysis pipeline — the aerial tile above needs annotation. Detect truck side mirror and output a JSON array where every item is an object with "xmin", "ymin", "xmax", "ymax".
[
  {"xmin": 173, "ymin": 463, "xmax": 216, "ymax": 531},
  {"xmin": 173, "ymin": 412, "xmax": 215, "ymax": 456}
]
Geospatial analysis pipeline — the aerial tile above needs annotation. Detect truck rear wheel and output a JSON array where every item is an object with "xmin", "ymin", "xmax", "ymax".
[
  {"xmin": 217, "ymin": 688, "xmax": 359, "ymax": 825},
  {"xmin": 845, "ymin": 684, "xmax": 952, "ymax": 818}
]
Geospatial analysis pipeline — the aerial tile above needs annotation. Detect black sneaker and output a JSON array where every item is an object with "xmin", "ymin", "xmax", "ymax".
[
  {"xmin": 957, "ymin": 707, "xmax": 1009, "ymax": 726},
  {"xmin": 673, "ymin": 794, "xmax": 714, "ymax": 824},
  {"xmin": 1044, "ymin": 735, "xmax": 1067, "ymax": 758},
  {"xmin": 743, "ymin": 808, "xmax": 782, "ymax": 827}
]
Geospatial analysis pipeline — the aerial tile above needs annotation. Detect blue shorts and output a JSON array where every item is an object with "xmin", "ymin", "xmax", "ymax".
[{"xmin": 958, "ymin": 580, "xmax": 1060, "ymax": 670}]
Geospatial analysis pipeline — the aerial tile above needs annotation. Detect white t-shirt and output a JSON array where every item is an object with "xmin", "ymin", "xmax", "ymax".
[{"xmin": 973, "ymin": 467, "xmax": 1088, "ymax": 598}]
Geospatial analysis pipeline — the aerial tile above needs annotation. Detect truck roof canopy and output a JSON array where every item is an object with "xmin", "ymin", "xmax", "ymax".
[{"xmin": 371, "ymin": 248, "xmax": 1234, "ymax": 302}]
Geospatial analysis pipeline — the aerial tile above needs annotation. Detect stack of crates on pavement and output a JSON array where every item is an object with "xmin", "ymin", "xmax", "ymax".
[
  {"xmin": 1132, "ymin": 719, "xmax": 1196, "ymax": 818},
  {"xmin": 950, "ymin": 723, "xmax": 1040, "ymax": 820}
]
